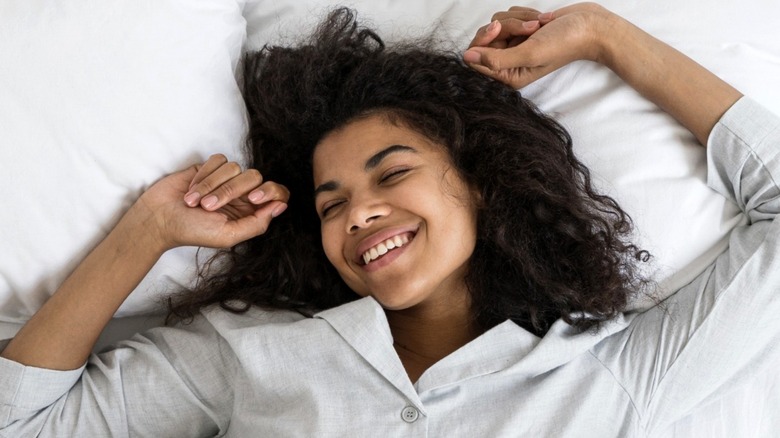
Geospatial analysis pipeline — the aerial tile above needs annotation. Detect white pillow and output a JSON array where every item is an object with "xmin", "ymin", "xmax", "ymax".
[
  {"xmin": 2, "ymin": 0, "xmax": 778, "ymax": 334},
  {"xmin": 244, "ymin": 0, "xmax": 780, "ymax": 308},
  {"xmin": 0, "ymin": 0, "xmax": 248, "ymax": 330}
]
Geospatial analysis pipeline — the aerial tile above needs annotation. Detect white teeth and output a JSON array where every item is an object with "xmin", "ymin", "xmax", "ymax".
[{"xmin": 361, "ymin": 234, "xmax": 412, "ymax": 265}]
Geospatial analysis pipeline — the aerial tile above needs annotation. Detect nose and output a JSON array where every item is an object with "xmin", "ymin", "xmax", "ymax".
[{"xmin": 347, "ymin": 196, "xmax": 390, "ymax": 234}]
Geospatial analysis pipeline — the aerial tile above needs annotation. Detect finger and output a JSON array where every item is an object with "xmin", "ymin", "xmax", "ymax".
[
  {"xmin": 538, "ymin": 11, "xmax": 554, "ymax": 25},
  {"xmin": 247, "ymin": 180, "xmax": 291, "ymax": 205},
  {"xmin": 464, "ymin": 41, "xmax": 542, "ymax": 73},
  {"xmin": 466, "ymin": 61, "xmax": 502, "ymax": 79},
  {"xmin": 221, "ymin": 200, "xmax": 288, "ymax": 245},
  {"xmin": 466, "ymin": 61, "xmax": 520, "ymax": 88},
  {"xmin": 508, "ymin": 6, "xmax": 541, "ymax": 13},
  {"xmin": 185, "ymin": 161, "xmax": 244, "ymax": 207},
  {"xmin": 470, "ymin": 17, "xmax": 542, "ymax": 49},
  {"xmin": 188, "ymin": 154, "xmax": 228, "ymax": 191},
  {"xmin": 494, "ymin": 18, "xmax": 540, "ymax": 42},
  {"xmin": 487, "ymin": 39, "xmax": 508, "ymax": 50},
  {"xmin": 468, "ymin": 20, "xmax": 500, "ymax": 48},
  {"xmin": 464, "ymin": 42, "xmax": 552, "ymax": 89},
  {"xmin": 492, "ymin": 8, "xmax": 541, "ymax": 22},
  {"xmin": 199, "ymin": 168, "xmax": 264, "ymax": 211}
]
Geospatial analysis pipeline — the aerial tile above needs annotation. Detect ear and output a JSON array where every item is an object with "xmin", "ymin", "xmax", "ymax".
[{"xmin": 469, "ymin": 184, "xmax": 485, "ymax": 209}]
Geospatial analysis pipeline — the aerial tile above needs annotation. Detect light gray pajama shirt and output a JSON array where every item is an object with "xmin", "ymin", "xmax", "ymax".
[{"xmin": 1, "ymin": 97, "xmax": 778, "ymax": 437}]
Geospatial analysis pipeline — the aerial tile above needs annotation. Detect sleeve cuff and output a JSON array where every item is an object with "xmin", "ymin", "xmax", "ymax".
[
  {"xmin": 0, "ymin": 355, "xmax": 85, "ymax": 411},
  {"xmin": 706, "ymin": 97, "xmax": 780, "ymax": 209}
]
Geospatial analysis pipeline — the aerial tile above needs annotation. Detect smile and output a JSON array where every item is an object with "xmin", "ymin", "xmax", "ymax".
[{"xmin": 361, "ymin": 233, "xmax": 413, "ymax": 265}]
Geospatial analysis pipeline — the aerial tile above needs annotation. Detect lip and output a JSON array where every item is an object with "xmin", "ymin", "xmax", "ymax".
[{"xmin": 353, "ymin": 224, "xmax": 420, "ymax": 264}]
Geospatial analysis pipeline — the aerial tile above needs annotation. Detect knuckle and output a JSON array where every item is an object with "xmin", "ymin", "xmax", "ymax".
[
  {"xmin": 484, "ymin": 54, "xmax": 501, "ymax": 71},
  {"xmin": 218, "ymin": 183, "xmax": 237, "ymax": 199},
  {"xmin": 197, "ymin": 180, "xmax": 215, "ymax": 193}
]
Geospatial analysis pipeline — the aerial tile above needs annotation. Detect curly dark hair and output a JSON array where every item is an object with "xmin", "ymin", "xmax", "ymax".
[{"xmin": 169, "ymin": 7, "xmax": 650, "ymax": 336}]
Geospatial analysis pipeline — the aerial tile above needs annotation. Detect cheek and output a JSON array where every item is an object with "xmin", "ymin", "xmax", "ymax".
[{"xmin": 320, "ymin": 223, "xmax": 343, "ymax": 268}]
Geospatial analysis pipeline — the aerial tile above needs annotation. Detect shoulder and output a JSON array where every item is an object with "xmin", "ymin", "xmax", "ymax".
[
  {"xmin": 137, "ymin": 304, "xmax": 312, "ymax": 359},
  {"xmin": 198, "ymin": 302, "xmax": 311, "ymax": 331}
]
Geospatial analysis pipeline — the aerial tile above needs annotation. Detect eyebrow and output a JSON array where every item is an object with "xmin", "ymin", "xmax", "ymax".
[
  {"xmin": 314, "ymin": 144, "xmax": 417, "ymax": 198},
  {"xmin": 364, "ymin": 144, "xmax": 416, "ymax": 171}
]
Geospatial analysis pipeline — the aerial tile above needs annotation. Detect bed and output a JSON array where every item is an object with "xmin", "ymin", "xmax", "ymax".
[{"xmin": 1, "ymin": 0, "xmax": 778, "ymax": 436}]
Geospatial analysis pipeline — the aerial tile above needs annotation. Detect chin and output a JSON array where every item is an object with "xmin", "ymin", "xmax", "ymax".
[{"xmin": 368, "ymin": 292, "xmax": 423, "ymax": 312}]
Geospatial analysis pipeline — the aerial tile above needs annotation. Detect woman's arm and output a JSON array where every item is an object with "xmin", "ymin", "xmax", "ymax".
[
  {"xmin": 0, "ymin": 204, "xmax": 165, "ymax": 370},
  {"xmin": 464, "ymin": 5, "xmax": 780, "ymax": 431},
  {"xmin": 463, "ymin": 2, "xmax": 743, "ymax": 145},
  {"xmin": 600, "ymin": 97, "xmax": 780, "ymax": 433},
  {"xmin": 0, "ymin": 155, "xmax": 289, "ymax": 370}
]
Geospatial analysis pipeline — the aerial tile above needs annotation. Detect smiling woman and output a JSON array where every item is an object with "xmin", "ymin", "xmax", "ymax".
[
  {"xmin": 172, "ymin": 9, "xmax": 650, "ymax": 343},
  {"xmin": 313, "ymin": 115, "xmax": 482, "ymax": 379},
  {"xmin": 313, "ymin": 115, "xmax": 479, "ymax": 310},
  {"xmin": 2, "ymin": 3, "xmax": 777, "ymax": 437}
]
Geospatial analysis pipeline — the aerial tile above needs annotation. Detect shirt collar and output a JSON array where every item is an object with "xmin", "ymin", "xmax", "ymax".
[
  {"xmin": 315, "ymin": 297, "xmax": 421, "ymax": 402},
  {"xmin": 315, "ymin": 296, "xmax": 635, "ymax": 395}
]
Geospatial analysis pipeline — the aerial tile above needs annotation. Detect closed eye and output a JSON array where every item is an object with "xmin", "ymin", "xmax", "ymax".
[
  {"xmin": 320, "ymin": 200, "xmax": 345, "ymax": 218},
  {"xmin": 379, "ymin": 167, "xmax": 411, "ymax": 184}
]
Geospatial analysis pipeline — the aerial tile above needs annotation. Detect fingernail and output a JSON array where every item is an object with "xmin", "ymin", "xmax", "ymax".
[
  {"xmin": 539, "ymin": 12, "xmax": 553, "ymax": 20},
  {"xmin": 271, "ymin": 203, "xmax": 287, "ymax": 218},
  {"xmin": 487, "ymin": 20, "xmax": 499, "ymax": 32},
  {"xmin": 523, "ymin": 20, "xmax": 539, "ymax": 29},
  {"xmin": 184, "ymin": 192, "xmax": 200, "ymax": 206},
  {"xmin": 463, "ymin": 50, "xmax": 481, "ymax": 64},
  {"xmin": 201, "ymin": 195, "xmax": 218, "ymax": 209},
  {"xmin": 248, "ymin": 190, "xmax": 266, "ymax": 203}
]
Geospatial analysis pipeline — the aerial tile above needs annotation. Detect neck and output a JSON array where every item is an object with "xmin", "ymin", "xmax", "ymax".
[{"xmin": 386, "ymin": 292, "xmax": 480, "ymax": 382}]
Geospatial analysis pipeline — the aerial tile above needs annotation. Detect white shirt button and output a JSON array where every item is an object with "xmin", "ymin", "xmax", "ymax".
[{"xmin": 401, "ymin": 406, "xmax": 419, "ymax": 423}]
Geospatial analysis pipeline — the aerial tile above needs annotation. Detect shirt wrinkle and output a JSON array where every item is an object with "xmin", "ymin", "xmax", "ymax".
[{"xmin": 587, "ymin": 350, "xmax": 646, "ymax": 431}]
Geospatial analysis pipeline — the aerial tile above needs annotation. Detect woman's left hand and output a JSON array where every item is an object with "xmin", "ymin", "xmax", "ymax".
[{"xmin": 464, "ymin": 3, "xmax": 612, "ymax": 89}]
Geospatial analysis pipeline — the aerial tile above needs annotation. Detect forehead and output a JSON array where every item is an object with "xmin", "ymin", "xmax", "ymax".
[{"xmin": 312, "ymin": 114, "xmax": 444, "ymax": 181}]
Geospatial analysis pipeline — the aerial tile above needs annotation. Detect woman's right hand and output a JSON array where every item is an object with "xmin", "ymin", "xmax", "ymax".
[{"xmin": 134, "ymin": 154, "xmax": 290, "ymax": 251}]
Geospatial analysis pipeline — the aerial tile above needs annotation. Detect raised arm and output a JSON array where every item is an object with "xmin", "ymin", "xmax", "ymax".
[
  {"xmin": 0, "ymin": 155, "xmax": 288, "ymax": 370},
  {"xmin": 463, "ymin": 2, "xmax": 743, "ymax": 145},
  {"xmin": 463, "ymin": 4, "xmax": 780, "ymax": 432}
]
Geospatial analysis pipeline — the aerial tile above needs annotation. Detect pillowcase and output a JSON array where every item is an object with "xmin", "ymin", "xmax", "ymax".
[{"xmin": 0, "ymin": 0, "xmax": 248, "ymax": 332}]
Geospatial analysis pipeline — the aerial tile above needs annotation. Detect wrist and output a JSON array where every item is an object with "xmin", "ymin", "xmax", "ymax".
[
  {"xmin": 589, "ymin": 7, "xmax": 627, "ymax": 69},
  {"xmin": 118, "ymin": 199, "xmax": 172, "ymax": 255}
]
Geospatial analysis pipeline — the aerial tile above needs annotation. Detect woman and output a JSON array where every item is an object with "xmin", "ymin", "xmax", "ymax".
[{"xmin": 1, "ymin": 3, "xmax": 776, "ymax": 436}]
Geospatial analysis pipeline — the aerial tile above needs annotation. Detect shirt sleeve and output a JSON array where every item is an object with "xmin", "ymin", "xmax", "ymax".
[
  {"xmin": 0, "ymin": 314, "xmax": 235, "ymax": 437},
  {"xmin": 592, "ymin": 97, "xmax": 780, "ymax": 435}
]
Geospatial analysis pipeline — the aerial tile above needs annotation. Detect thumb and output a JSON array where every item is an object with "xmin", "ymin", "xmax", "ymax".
[
  {"xmin": 464, "ymin": 43, "xmax": 550, "ymax": 89},
  {"xmin": 464, "ymin": 45, "xmax": 533, "ymax": 72}
]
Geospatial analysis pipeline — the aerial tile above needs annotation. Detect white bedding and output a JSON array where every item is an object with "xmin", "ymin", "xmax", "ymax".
[{"xmin": 1, "ymin": 0, "xmax": 778, "ymax": 435}]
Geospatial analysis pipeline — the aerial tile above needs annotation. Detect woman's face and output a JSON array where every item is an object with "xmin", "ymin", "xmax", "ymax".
[{"xmin": 312, "ymin": 114, "xmax": 479, "ymax": 311}]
